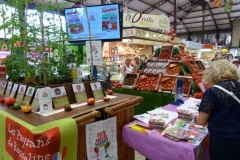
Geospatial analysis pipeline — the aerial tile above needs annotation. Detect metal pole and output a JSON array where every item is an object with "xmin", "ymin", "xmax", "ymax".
[
  {"xmin": 202, "ymin": 16, "xmax": 204, "ymax": 44},
  {"xmin": 174, "ymin": 0, "xmax": 177, "ymax": 32}
]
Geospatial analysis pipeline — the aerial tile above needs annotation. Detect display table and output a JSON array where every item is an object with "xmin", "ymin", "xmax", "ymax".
[
  {"xmin": 122, "ymin": 99, "xmax": 210, "ymax": 160},
  {"xmin": 0, "ymin": 93, "xmax": 142, "ymax": 160},
  {"xmin": 113, "ymin": 88, "xmax": 175, "ymax": 115}
]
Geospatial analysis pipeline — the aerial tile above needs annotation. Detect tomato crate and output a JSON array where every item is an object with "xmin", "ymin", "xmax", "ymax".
[
  {"xmin": 142, "ymin": 60, "xmax": 168, "ymax": 74},
  {"xmin": 158, "ymin": 75, "xmax": 177, "ymax": 93},
  {"xmin": 195, "ymin": 60, "xmax": 205, "ymax": 72},
  {"xmin": 135, "ymin": 73, "xmax": 162, "ymax": 92},
  {"xmin": 122, "ymin": 73, "xmax": 140, "ymax": 89},
  {"xmin": 182, "ymin": 76, "xmax": 193, "ymax": 97},
  {"xmin": 159, "ymin": 46, "xmax": 173, "ymax": 60},
  {"xmin": 165, "ymin": 61, "xmax": 182, "ymax": 75}
]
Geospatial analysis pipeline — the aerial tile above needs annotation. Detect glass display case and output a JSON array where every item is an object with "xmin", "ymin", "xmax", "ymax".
[{"xmin": 97, "ymin": 60, "xmax": 121, "ymax": 81}]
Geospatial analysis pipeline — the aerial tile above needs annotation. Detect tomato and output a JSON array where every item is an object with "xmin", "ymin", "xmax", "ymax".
[
  {"xmin": 107, "ymin": 89, "xmax": 113, "ymax": 95},
  {"xmin": 87, "ymin": 98, "xmax": 95, "ymax": 105},
  {"xmin": 103, "ymin": 97, "xmax": 110, "ymax": 101},
  {"xmin": 5, "ymin": 97, "xmax": 16, "ymax": 106}
]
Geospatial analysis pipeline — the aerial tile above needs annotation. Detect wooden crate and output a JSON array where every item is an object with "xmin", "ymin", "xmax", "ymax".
[
  {"xmin": 122, "ymin": 73, "xmax": 140, "ymax": 89},
  {"xmin": 165, "ymin": 60, "xmax": 182, "ymax": 75},
  {"xmin": 135, "ymin": 73, "xmax": 162, "ymax": 92},
  {"xmin": 195, "ymin": 60, "xmax": 205, "ymax": 72},
  {"xmin": 142, "ymin": 60, "xmax": 168, "ymax": 75},
  {"xmin": 158, "ymin": 75, "xmax": 177, "ymax": 93},
  {"xmin": 183, "ymin": 76, "xmax": 193, "ymax": 97},
  {"xmin": 159, "ymin": 46, "xmax": 173, "ymax": 60}
]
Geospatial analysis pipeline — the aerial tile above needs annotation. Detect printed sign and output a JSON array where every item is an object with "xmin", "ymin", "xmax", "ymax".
[
  {"xmin": 72, "ymin": 83, "xmax": 88, "ymax": 104},
  {"xmin": 90, "ymin": 82, "xmax": 104, "ymax": 100},
  {"xmin": 15, "ymin": 85, "xmax": 27, "ymax": 104},
  {"xmin": 0, "ymin": 80, "xmax": 7, "ymax": 95},
  {"xmin": 86, "ymin": 41, "xmax": 102, "ymax": 66},
  {"xmin": 39, "ymin": 87, "xmax": 53, "ymax": 114},
  {"xmin": 86, "ymin": 117, "xmax": 118, "ymax": 160},
  {"xmin": 9, "ymin": 84, "xmax": 19, "ymax": 98},
  {"xmin": 31, "ymin": 89, "xmax": 40, "ymax": 112},
  {"xmin": 51, "ymin": 86, "xmax": 69, "ymax": 110},
  {"xmin": 22, "ymin": 86, "xmax": 35, "ymax": 106}
]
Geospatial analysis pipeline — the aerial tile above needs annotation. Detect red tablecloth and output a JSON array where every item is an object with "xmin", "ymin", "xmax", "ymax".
[{"xmin": 122, "ymin": 98, "xmax": 210, "ymax": 160}]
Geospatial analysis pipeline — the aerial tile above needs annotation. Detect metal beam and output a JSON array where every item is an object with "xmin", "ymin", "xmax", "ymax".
[
  {"xmin": 177, "ymin": 23, "xmax": 230, "ymax": 30},
  {"xmin": 177, "ymin": 28, "xmax": 232, "ymax": 36},
  {"xmin": 140, "ymin": 0, "xmax": 167, "ymax": 14},
  {"xmin": 183, "ymin": 17, "xmax": 239, "ymax": 24},
  {"xmin": 206, "ymin": 3, "xmax": 218, "ymax": 30},
  {"xmin": 169, "ymin": 0, "xmax": 198, "ymax": 15}
]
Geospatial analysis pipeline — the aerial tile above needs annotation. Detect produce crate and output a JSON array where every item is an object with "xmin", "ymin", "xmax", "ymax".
[
  {"xmin": 159, "ymin": 46, "xmax": 173, "ymax": 60},
  {"xmin": 183, "ymin": 76, "xmax": 193, "ymax": 97},
  {"xmin": 165, "ymin": 61, "xmax": 181, "ymax": 75},
  {"xmin": 195, "ymin": 60, "xmax": 205, "ymax": 72},
  {"xmin": 158, "ymin": 75, "xmax": 177, "ymax": 93},
  {"xmin": 142, "ymin": 60, "xmax": 168, "ymax": 74},
  {"xmin": 122, "ymin": 73, "xmax": 140, "ymax": 89},
  {"xmin": 134, "ymin": 73, "xmax": 162, "ymax": 92}
]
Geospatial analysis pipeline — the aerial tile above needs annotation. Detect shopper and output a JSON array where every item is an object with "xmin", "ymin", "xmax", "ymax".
[
  {"xmin": 232, "ymin": 59, "xmax": 240, "ymax": 81},
  {"xmin": 120, "ymin": 57, "xmax": 133, "ymax": 84},
  {"xmin": 133, "ymin": 55, "xmax": 141, "ymax": 72},
  {"xmin": 197, "ymin": 59, "xmax": 240, "ymax": 160}
]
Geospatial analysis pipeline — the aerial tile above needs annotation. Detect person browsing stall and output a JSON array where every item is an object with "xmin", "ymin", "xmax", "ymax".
[
  {"xmin": 232, "ymin": 59, "xmax": 240, "ymax": 81},
  {"xmin": 120, "ymin": 57, "xmax": 134, "ymax": 84},
  {"xmin": 197, "ymin": 59, "xmax": 240, "ymax": 160},
  {"xmin": 133, "ymin": 55, "xmax": 141, "ymax": 72}
]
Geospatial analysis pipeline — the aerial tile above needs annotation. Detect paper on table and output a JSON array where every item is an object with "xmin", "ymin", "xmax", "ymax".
[{"xmin": 183, "ymin": 97, "xmax": 201, "ymax": 106}]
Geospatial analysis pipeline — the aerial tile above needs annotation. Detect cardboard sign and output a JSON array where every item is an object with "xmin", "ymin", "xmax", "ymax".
[
  {"xmin": 72, "ymin": 83, "xmax": 88, "ymax": 104},
  {"xmin": 39, "ymin": 87, "xmax": 53, "ymax": 114},
  {"xmin": 31, "ymin": 89, "xmax": 40, "ymax": 112},
  {"xmin": 72, "ymin": 68, "xmax": 82, "ymax": 83},
  {"xmin": 0, "ymin": 80, "xmax": 7, "ymax": 95},
  {"xmin": 51, "ymin": 86, "xmax": 69, "ymax": 110},
  {"xmin": 86, "ymin": 117, "xmax": 118, "ymax": 160},
  {"xmin": 16, "ymin": 85, "xmax": 27, "ymax": 104},
  {"xmin": 9, "ymin": 83, "xmax": 19, "ymax": 98},
  {"xmin": 90, "ymin": 82, "xmax": 104, "ymax": 100},
  {"xmin": 22, "ymin": 86, "xmax": 35, "ymax": 106},
  {"xmin": 5, "ymin": 81, "xmax": 13, "ymax": 97}
]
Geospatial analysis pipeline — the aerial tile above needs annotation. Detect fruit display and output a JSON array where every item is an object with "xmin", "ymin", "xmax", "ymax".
[
  {"xmin": 123, "ymin": 73, "xmax": 139, "ymax": 87},
  {"xmin": 166, "ymin": 62, "xmax": 181, "ymax": 75},
  {"xmin": 159, "ymin": 76, "xmax": 177, "ymax": 92},
  {"xmin": 5, "ymin": 97, "xmax": 16, "ymax": 106},
  {"xmin": 143, "ymin": 60, "xmax": 168, "ymax": 74},
  {"xmin": 195, "ymin": 61, "xmax": 205, "ymax": 72},
  {"xmin": 135, "ymin": 74, "xmax": 161, "ymax": 91},
  {"xmin": 165, "ymin": 29, "xmax": 177, "ymax": 45}
]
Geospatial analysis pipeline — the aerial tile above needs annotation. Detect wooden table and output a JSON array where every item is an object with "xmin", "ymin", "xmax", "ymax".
[{"xmin": 0, "ymin": 93, "xmax": 143, "ymax": 160}]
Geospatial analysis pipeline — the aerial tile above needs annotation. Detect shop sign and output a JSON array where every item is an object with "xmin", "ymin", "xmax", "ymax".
[
  {"xmin": 183, "ymin": 41, "xmax": 203, "ymax": 49},
  {"xmin": 123, "ymin": 28, "xmax": 181, "ymax": 43},
  {"xmin": 123, "ymin": 13, "xmax": 170, "ymax": 31}
]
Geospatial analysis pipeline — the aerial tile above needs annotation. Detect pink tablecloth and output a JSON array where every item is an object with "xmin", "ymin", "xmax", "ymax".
[{"xmin": 122, "ymin": 99, "xmax": 209, "ymax": 160}]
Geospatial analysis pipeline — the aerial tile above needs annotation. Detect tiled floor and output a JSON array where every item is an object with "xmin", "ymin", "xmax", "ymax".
[{"xmin": 135, "ymin": 151, "xmax": 146, "ymax": 160}]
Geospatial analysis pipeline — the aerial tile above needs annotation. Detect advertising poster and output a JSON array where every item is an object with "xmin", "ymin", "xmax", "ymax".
[
  {"xmin": 86, "ymin": 41, "xmax": 102, "ymax": 65},
  {"xmin": 0, "ymin": 110, "xmax": 78, "ymax": 160},
  {"xmin": 72, "ymin": 83, "xmax": 88, "ymax": 104},
  {"xmin": 90, "ymin": 82, "xmax": 104, "ymax": 100},
  {"xmin": 39, "ymin": 87, "xmax": 53, "ymax": 114},
  {"xmin": 65, "ymin": 4, "xmax": 120, "ymax": 41},
  {"xmin": 51, "ymin": 86, "xmax": 69, "ymax": 110},
  {"xmin": 86, "ymin": 117, "xmax": 118, "ymax": 160},
  {"xmin": 0, "ymin": 80, "xmax": 6, "ymax": 95},
  {"xmin": 5, "ymin": 81, "xmax": 13, "ymax": 97}
]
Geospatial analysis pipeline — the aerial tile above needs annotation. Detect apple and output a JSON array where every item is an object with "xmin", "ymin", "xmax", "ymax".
[
  {"xmin": 13, "ymin": 103, "xmax": 21, "ymax": 110},
  {"xmin": 64, "ymin": 105, "xmax": 72, "ymax": 111}
]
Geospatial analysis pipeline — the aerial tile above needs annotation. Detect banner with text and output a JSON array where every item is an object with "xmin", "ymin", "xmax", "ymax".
[{"xmin": 0, "ymin": 110, "xmax": 78, "ymax": 160}]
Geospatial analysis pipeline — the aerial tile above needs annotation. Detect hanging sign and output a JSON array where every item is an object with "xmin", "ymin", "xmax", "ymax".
[
  {"xmin": 86, "ymin": 41, "xmax": 102, "ymax": 66},
  {"xmin": 224, "ymin": 0, "xmax": 233, "ymax": 12},
  {"xmin": 86, "ymin": 117, "xmax": 118, "ymax": 160},
  {"xmin": 123, "ymin": 13, "xmax": 170, "ymax": 31}
]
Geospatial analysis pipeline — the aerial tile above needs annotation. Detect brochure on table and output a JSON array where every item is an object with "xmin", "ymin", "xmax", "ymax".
[
  {"xmin": 90, "ymin": 82, "xmax": 104, "ymax": 100},
  {"xmin": 15, "ymin": 84, "xmax": 27, "ymax": 104},
  {"xmin": 72, "ymin": 83, "xmax": 88, "ymax": 104},
  {"xmin": 22, "ymin": 86, "xmax": 35, "ymax": 106},
  {"xmin": 9, "ymin": 83, "xmax": 19, "ymax": 97},
  {"xmin": 5, "ymin": 81, "xmax": 13, "ymax": 97},
  {"xmin": 51, "ymin": 86, "xmax": 69, "ymax": 110}
]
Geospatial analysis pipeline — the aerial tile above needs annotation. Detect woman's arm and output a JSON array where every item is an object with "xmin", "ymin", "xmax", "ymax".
[
  {"xmin": 197, "ymin": 112, "xmax": 210, "ymax": 125},
  {"xmin": 121, "ymin": 65, "xmax": 127, "ymax": 75}
]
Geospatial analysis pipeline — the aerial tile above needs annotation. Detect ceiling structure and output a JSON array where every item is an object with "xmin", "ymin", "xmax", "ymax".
[{"xmin": 64, "ymin": 0, "xmax": 240, "ymax": 37}]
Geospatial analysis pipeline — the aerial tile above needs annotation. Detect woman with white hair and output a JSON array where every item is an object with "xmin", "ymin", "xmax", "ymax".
[
  {"xmin": 197, "ymin": 59, "xmax": 240, "ymax": 160},
  {"xmin": 120, "ymin": 57, "xmax": 133, "ymax": 84},
  {"xmin": 133, "ymin": 55, "xmax": 141, "ymax": 72}
]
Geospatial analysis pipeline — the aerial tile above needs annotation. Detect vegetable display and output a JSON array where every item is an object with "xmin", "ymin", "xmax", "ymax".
[
  {"xmin": 135, "ymin": 75, "xmax": 159, "ymax": 91},
  {"xmin": 159, "ymin": 76, "xmax": 176, "ymax": 91}
]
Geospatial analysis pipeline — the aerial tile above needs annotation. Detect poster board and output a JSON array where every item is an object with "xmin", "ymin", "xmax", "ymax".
[
  {"xmin": 15, "ymin": 85, "xmax": 27, "ymax": 104},
  {"xmin": 22, "ymin": 86, "xmax": 35, "ymax": 106},
  {"xmin": 90, "ymin": 82, "xmax": 104, "ymax": 100},
  {"xmin": 9, "ymin": 84, "xmax": 19, "ymax": 98},
  {"xmin": 72, "ymin": 83, "xmax": 88, "ymax": 104},
  {"xmin": 51, "ymin": 86, "xmax": 69, "ymax": 110},
  {"xmin": 31, "ymin": 89, "xmax": 40, "ymax": 112},
  {"xmin": 86, "ymin": 117, "xmax": 118, "ymax": 160},
  {"xmin": 0, "ymin": 80, "xmax": 7, "ymax": 96},
  {"xmin": 39, "ymin": 87, "xmax": 53, "ymax": 114}
]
